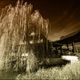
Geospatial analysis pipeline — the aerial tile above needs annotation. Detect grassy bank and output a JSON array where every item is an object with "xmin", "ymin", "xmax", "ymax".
[{"xmin": 16, "ymin": 61, "xmax": 80, "ymax": 80}]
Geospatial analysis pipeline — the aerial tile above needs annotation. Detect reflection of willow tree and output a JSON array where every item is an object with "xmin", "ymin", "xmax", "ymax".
[{"xmin": 0, "ymin": 1, "xmax": 49, "ymax": 72}]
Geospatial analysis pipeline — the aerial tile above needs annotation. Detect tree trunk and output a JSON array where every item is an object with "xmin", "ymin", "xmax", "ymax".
[{"xmin": 26, "ymin": 50, "xmax": 39, "ymax": 73}]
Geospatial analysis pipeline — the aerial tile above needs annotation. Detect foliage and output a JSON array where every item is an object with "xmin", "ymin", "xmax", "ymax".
[
  {"xmin": 16, "ymin": 61, "xmax": 80, "ymax": 80},
  {"xmin": 0, "ymin": 0, "xmax": 49, "ymax": 71}
]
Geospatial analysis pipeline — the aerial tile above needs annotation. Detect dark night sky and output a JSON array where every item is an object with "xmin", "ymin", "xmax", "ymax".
[{"xmin": 0, "ymin": 0, "xmax": 80, "ymax": 41}]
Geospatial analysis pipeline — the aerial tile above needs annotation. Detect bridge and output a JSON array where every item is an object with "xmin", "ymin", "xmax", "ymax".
[{"xmin": 49, "ymin": 30, "xmax": 80, "ymax": 56}]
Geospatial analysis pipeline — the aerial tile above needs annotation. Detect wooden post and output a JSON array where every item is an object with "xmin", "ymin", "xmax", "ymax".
[
  {"xmin": 72, "ymin": 42, "xmax": 75, "ymax": 53},
  {"xmin": 60, "ymin": 46, "xmax": 62, "ymax": 55},
  {"xmin": 66, "ymin": 43, "xmax": 69, "ymax": 50},
  {"xmin": 55, "ymin": 46, "xmax": 58, "ymax": 54}
]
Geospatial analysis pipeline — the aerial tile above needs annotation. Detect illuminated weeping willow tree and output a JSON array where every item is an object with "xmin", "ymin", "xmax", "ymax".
[{"xmin": 0, "ymin": 0, "xmax": 49, "ymax": 72}]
